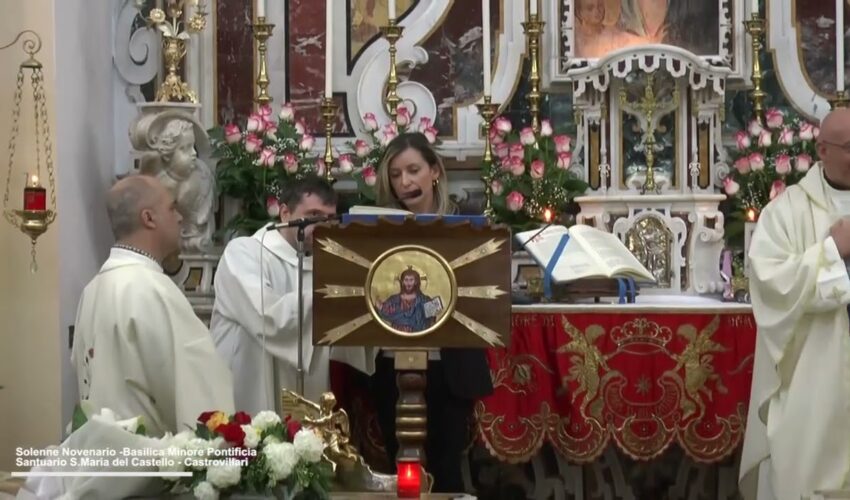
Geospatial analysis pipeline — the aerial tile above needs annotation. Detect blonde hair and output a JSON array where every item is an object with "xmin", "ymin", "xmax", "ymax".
[{"xmin": 375, "ymin": 132, "xmax": 453, "ymax": 215}]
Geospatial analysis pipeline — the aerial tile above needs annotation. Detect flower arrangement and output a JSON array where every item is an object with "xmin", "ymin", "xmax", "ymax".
[
  {"xmin": 340, "ymin": 104, "xmax": 439, "ymax": 203},
  {"xmin": 722, "ymin": 108, "xmax": 819, "ymax": 220},
  {"xmin": 486, "ymin": 117, "xmax": 588, "ymax": 229},
  {"xmin": 210, "ymin": 103, "xmax": 322, "ymax": 235},
  {"xmin": 163, "ymin": 410, "xmax": 332, "ymax": 500}
]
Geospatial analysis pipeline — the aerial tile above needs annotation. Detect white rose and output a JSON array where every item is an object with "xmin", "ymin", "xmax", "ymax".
[
  {"xmin": 263, "ymin": 442, "xmax": 298, "ymax": 481},
  {"xmin": 159, "ymin": 446, "xmax": 186, "ymax": 479},
  {"xmin": 242, "ymin": 425, "xmax": 260, "ymax": 449},
  {"xmin": 193, "ymin": 481, "xmax": 219, "ymax": 500},
  {"xmin": 206, "ymin": 463, "xmax": 242, "ymax": 489},
  {"xmin": 252, "ymin": 411, "xmax": 282, "ymax": 431},
  {"xmin": 168, "ymin": 430, "xmax": 195, "ymax": 449},
  {"xmin": 293, "ymin": 428, "xmax": 324, "ymax": 463}
]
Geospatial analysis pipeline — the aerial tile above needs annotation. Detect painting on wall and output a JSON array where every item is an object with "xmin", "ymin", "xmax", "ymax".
[
  {"xmin": 573, "ymin": 0, "xmax": 720, "ymax": 59},
  {"xmin": 796, "ymin": 0, "xmax": 849, "ymax": 96},
  {"xmin": 349, "ymin": 0, "xmax": 416, "ymax": 63}
]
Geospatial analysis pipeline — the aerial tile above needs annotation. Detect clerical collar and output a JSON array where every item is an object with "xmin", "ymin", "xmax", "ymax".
[{"xmin": 113, "ymin": 244, "xmax": 159, "ymax": 264}]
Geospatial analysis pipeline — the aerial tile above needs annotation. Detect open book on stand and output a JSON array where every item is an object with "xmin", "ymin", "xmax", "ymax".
[{"xmin": 516, "ymin": 224, "xmax": 654, "ymax": 285}]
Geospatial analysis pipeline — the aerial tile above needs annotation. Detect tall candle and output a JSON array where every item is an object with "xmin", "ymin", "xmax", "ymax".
[
  {"xmin": 839, "ymin": 0, "xmax": 845, "ymax": 92},
  {"xmin": 691, "ymin": 117, "xmax": 698, "ymax": 160},
  {"xmin": 530, "ymin": 0, "xmax": 537, "ymax": 16},
  {"xmin": 751, "ymin": 0, "xmax": 758, "ymax": 17},
  {"xmin": 482, "ymin": 0, "xmax": 491, "ymax": 96},
  {"xmin": 389, "ymin": 0, "xmax": 396, "ymax": 20},
  {"xmin": 325, "ymin": 0, "xmax": 333, "ymax": 97},
  {"xmin": 256, "ymin": 0, "xmax": 265, "ymax": 18}
]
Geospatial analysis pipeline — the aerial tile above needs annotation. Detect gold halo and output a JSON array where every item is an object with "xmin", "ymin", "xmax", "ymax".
[{"xmin": 365, "ymin": 245, "xmax": 457, "ymax": 338}]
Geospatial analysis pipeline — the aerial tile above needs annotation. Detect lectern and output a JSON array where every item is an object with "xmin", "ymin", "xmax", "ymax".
[{"xmin": 313, "ymin": 216, "xmax": 511, "ymax": 465}]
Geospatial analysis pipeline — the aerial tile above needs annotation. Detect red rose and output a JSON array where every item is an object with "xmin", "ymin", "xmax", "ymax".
[
  {"xmin": 198, "ymin": 411, "xmax": 217, "ymax": 424},
  {"xmin": 232, "ymin": 411, "xmax": 252, "ymax": 426},
  {"xmin": 286, "ymin": 419, "xmax": 302, "ymax": 441},
  {"xmin": 216, "ymin": 422, "xmax": 246, "ymax": 447}
]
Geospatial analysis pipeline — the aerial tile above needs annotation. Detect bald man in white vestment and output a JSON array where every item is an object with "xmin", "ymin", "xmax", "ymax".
[
  {"xmin": 71, "ymin": 175, "xmax": 235, "ymax": 437},
  {"xmin": 211, "ymin": 177, "xmax": 374, "ymax": 413},
  {"xmin": 740, "ymin": 109, "xmax": 850, "ymax": 500}
]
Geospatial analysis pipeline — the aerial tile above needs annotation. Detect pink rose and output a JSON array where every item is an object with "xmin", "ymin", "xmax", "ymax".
[
  {"xmin": 519, "ymin": 127, "xmax": 536, "ymax": 145},
  {"xmin": 489, "ymin": 127, "xmax": 503, "ymax": 145},
  {"xmin": 505, "ymin": 191, "xmax": 525, "ymax": 212},
  {"xmin": 769, "ymin": 179, "xmax": 786, "ymax": 200},
  {"xmin": 279, "ymin": 102, "xmax": 295, "ymax": 122},
  {"xmin": 814, "ymin": 126, "xmax": 820, "ymax": 139},
  {"xmin": 246, "ymin": 113, "xmax": 265, "ymax": 133},
  {"xmin": 554, "ymin": 134, "xmax": 572, "ymax": 153},
  {"xmin": 258, "ymin": 147, "xmax": 276, "ymax": 167},
  {"xmin": 265, "ymin": 125, "xmax": 278, "ymax": 139},
  {"xmin": 556, "ymin": 152, "xmax": 572, "ymax": 169},
  {"xmin": 798, "ymin": 122, "xmax": 816, "ymax": 141},
  {"xmin": 417, "ymin": 116, "xmax": 433, "ymax": 133},
  {"xmin": 244, "ymin": 133, "xmax": 262, "ymax": 153},
  {"xmin": 294, "ymin": 120, "xmax": 306, "ymax": 135},
  {"xmin": 423, "ymin": 127, "xmax": 438, "ymax": 144},
  {"xmin": 315, "ymin": 158, "xmax": 326, "ymax": 177},
  {"xmin": 361, "ymin": 165, "xmax": 377, "ymax": 186},
  {"xmin": 258, "ymin": 104, "xmax": 273, "ymax": 118},
  {"xmin": 509, "ymin": 143, "xmax": 525, "ymax": 160},
  {"xmin": 758, "ymin": 130, "xmax": 772, "ymax": 148},
  {"xmin": 396, "ymin": 105, "xmax": 411, "ymax": 127},
  {"xmin": 354, "ymin": 139, "xmax": 370, "ymax": 158},
  {"xmin": 494, "ymin": 143, "xmax": 509, "ymax": 159},
  {"xmin": 224, "ymin": 123, "xmax": 241, "ymax": 144},
  {"xmin": 299, "ymin": 134, "xmax": 315, "ymax": 151},
  {"xmin": 508, "ymin": 157, "xmax": 525, "ymax": 176},
  {"xmin": 494, "ymin": 116, "xmax": 512, "ymax": 135},
  {"xmin": 530, "ymin": 159, "xmax": 545, "ymax": 179},
  {"xmin": 765, "ymin": 108, "xmax": 784, "ymax": 129},
  {"xmin": 748, "ymin": 152, "xmax": 765, "ymax": 171},
  {"xmin": 795, "ymin": 153, "xmax": 812, "ymax": 173},
  {"xmin": 380, "ymin": 123, "xmax": 398, "ymax": 146},
  {"xmin": 363, "ymin": 112, "xmax": 379, "ymax": 132},
  {"xmin": 266, "ymin": 196, "xmax": 280, "ymax": 218},
  {"xmin": 778, "ymin": 127, "xmax": 794, "ymax": 146},
  {"xmin": 748, "ymin": 119, "xmax": 764, "ymax": 137},
  {"xmin": 774, "ymin": 153, "xmax": 792, "ymax": 175},
  {"xmin": 734, "ymin": 156, "xmax": 751, "ymax": 174},
  {"xmin": 490, "ymin": 179, "xmax": 504, "ymax": 196},
  {"xmin": 283, "ymin": 153, "xmax": 299, "ymax": 173},
  {"xmin": 338, "ymin": 154, "xmax": 354, "ymax": 174},
  {"xmin": 723, "ymin": 177, "xmax": 740, "ymax": 196},
  {"xmin": 540, "ymin": 119, "xmax": 553, "ymax": 137},
  {"xmin": 734, "ymin": 130, "xmax": 751, "ymax": 150}
]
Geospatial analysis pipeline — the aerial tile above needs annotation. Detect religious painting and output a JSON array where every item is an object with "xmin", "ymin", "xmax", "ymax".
[
  {"xmin": 573, "ymin": 0, "xmax": 720, "ymax": 59},
  {"xmin": 349, "ymin": 0, "xmax": 416, "ymax": 62},
  {"xmin": 366, "ymin": 246, "xmax": 456, "ymax": 337},
  {"xmin": 795, "ymin": 0, "xmax": 849, "ymax": 95}
]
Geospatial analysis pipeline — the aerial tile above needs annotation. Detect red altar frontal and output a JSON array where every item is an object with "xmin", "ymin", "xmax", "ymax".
[
  {"xmin": 477, "ymin": 304, "xmax": 756, "ymax": 464},
  {"xmin": 330, "ymin": 303, "xmax": 756, "ymax": 469}
]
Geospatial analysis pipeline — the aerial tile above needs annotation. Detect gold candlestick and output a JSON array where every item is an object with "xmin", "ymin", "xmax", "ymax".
[
  {"xmin": 320, "ymin": 97, "xmax": 338, "ymax": 185},
  {"xmin": 379, "ymin": 19, "xmax": 404, "ymax": 121},
  {"xmin": 522, "ymin": 14, "xmax": 545, "ymax": 134},
  {"xmin": 830, "ymin": 90, "xmax": 850, "ymax": 109},
  {"xmin": 744, "ymin": 14, "xmax": 766, "ymax": 120},
  {"xmin": 476, "ymin": 96, "xmax": 500, "ymax": 218},
  {"xmin": 252, "ymin": 17, "xmax": 275, "ymax": 107},
  {"xmin": 148, "ymin": 0, "xmax": 208, "ymax": 103}
]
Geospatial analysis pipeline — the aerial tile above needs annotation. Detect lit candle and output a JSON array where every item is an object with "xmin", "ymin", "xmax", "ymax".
[
  {"xmin": 389, "ymin": 0, "xmax": 396, "ymax": 20},
  {"xmin": 325, "ymin": 0, "xmax": 333, "ymax": 98},
  {"xmin": 24, "ymin": 174, "xmax": 46, "ymax": 211},
  {"xmin": 482, "ymin": 0, "xmax": 491, "ymax": 96},
  {"xmin": 396, "ymin": 459, "xmax": 421, "ymax": 498},
  {"xmin": 751, "ymin": 0, "xmax": 758, "ymax": 17},
  {"xmin": 256, "ymin": 0, "xmax": 265, "ymax": 18},
  {"xmin": 838, "ymin": 0, "xmax": 845, "ymax": 92},
  {"xmin": 530, "ymin": 0, "xmax": 537, "ymax": 16}
]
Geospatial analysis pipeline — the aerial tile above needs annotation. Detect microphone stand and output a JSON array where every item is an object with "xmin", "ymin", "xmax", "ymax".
[{"xmin": 296, "ymin": 224, "xmax": 306, "ymax": 396}]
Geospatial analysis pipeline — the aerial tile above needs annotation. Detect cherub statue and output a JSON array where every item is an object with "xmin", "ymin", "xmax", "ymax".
[
  {"xmin": 137, "ymin": 117, "xmax": 215, "ymax": 252},
  {"xmin": 281, "ymin": 390, "xmax": 363, "ymax": 470}
]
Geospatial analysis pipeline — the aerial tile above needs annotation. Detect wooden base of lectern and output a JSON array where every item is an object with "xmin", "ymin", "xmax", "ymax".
[{"xmin": 393, "ymin": 350, "xmax": 429, "ymax": 464}]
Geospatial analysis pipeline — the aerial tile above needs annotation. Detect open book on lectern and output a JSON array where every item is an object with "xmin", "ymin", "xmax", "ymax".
[
  {"xmin": 343, "ymin": 205, "xmax": 488, "ymax": 226},
  {"xmin": 516, "ymin": 224, "xmax": 655, "ymax": 283}
]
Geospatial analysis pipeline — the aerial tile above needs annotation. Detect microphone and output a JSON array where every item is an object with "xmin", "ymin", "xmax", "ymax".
[{"xmin": 266, "ymin": 214, "xmax": 341, "ymax": 230}]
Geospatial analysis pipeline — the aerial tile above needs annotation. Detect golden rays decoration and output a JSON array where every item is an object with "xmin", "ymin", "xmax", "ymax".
[{"xmin": 316, "ymin": 238, "xmax": 508, "ymax": 346}]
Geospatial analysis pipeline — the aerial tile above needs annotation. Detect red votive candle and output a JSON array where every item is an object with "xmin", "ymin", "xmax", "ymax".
[
  {"xmin": 397, "ymin": 459, "xmax": 421, "ymax": 498},
  {"xmin": 24, "ymin": 175, "xmax": 46, "ymax": 211}
]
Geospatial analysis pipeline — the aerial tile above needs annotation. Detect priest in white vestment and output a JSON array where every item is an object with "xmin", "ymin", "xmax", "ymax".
[
  {"xmin": 71, "ymin": 175, "xmax": 235, "ymax": 437},
  {"xmin": 740, "ymin": 109, "xmax": 850, "ymax": 500},
  {"xmin": 211, "ymin": 177, "xmax": 374, "ymax": 413}
]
